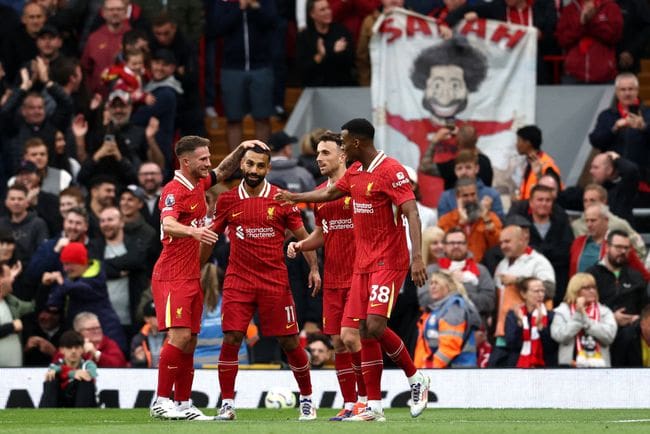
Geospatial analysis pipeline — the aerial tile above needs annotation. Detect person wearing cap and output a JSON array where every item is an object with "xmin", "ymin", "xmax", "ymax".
[
  {"xmin": 119, "ymin": 185, "xmax": 158, "ymax": 273},
  {"xmin": 34, "ymin": 24, "xmax": 62, "ymax": 65},
  {"xmin": 81, "ymin": 0, "xmax": 132, "ymax": 93},
  {"xmin": 516, "ymin": 125, "xmax": 561, "ymax": 201},
  {"xmin": 0, "ymin": 183, "xmax": 49, "ymax": 265},
  {"xmin": 266, "ymin": 131, "xmax": 317, "ymax": 193},
  {"xmin": 489, "ymin": 224, "xmax": 555, "ymax": 367},
  {"xmin": 44, "ymin": 241, "xmax": 126, "ymax": 352},
  {"xmin": 23, "ymin": 304, "xmax": 64, "ymax": 366},
  {"xmin": 130, "ymin": 300, "xmax": 167, "ymax": 368},
  {"xmin": 507, "ymin": 184, "xmax": 574, "ymax": 303}
]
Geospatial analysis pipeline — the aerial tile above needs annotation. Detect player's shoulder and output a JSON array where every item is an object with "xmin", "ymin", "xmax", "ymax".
[
  {"xmin": 346, "ymin": 161, "xmax": 363, "ymax": 173},
  {"xmin": 216, "ymin": 186, "xmax": 239, "ymax": 206}
]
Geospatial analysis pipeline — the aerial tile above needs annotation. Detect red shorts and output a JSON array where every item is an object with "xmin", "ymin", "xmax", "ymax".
[
  {"xmin": 322, "ymin": 287, "xmax": 358, "ymax": 335},
  {"xmin": 221, "ymin": 286, "xmax": 299, "ymax": 336},
  {"xmin": 152, "ymin": 278, "xmax": 203, "ymax": 334},
  {"xmin": 344, "ymin": 269, "xmax": 408, "ymax": 320}
]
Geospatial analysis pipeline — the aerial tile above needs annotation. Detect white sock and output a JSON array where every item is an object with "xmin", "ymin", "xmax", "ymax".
[
  {"xmin": 344, "ymin": 402, "xmax": 354, "ymax": 411},
  {"xmin": 368, "ymin": 400, "xmax": 382, "ymax": 412},
  {"xmin": 407, "ymin": 370, "xmax": 422, "ymax": 385},
  {"xmin": 299, "ymin": 394, "xmax": 312, "ymax": 401},
  {"xmin": 222, "ymin": 399, "xmax": 235, "ymax": 407},
  {"xmin": 358, "ymin": 395, "xmax": 368, "ymax": 404}
]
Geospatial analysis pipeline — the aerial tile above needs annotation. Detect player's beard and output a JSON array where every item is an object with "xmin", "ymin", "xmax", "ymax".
[{"xmin": 244, "ymin": 173, "xmax": 265, "ymax": 188}]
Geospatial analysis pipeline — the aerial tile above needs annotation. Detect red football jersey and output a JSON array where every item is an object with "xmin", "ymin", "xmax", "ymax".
[
  {"xmin": 213, "ymin": 180, "xmax": 304, "ymax": 293},
  {"xmin": 314, "ymin": 181, "xmax": 355, "ymax": 288},
  {"xmin": 335, "ymin": 151, "xmax": 415, "ymax": 273},
  {"xmin": 152, "ymin": 171, "xmax": 216, "ymax": 281}
]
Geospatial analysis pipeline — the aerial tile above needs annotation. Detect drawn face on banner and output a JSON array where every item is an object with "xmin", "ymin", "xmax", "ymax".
[{"xmin": 424, "ymin": 65, "xmax": 468, "ymax": 119}]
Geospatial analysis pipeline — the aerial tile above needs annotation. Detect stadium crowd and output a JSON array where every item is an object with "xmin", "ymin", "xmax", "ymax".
[{"xmin": 1, "ymin": 0, "xmax": 650, "ymax": 409}]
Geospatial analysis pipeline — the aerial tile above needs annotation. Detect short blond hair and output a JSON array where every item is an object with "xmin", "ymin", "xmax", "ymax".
[
  {"xmin": 422, "ymin": 226, "xmax": 445, "ymax": 264},
  {"xmin": 564, "ymin": 272, "xmax": 599, "ymax": 304},
  {"xmin": 429, "ymin": 270, "xmax": 469, "ymax": 299}
]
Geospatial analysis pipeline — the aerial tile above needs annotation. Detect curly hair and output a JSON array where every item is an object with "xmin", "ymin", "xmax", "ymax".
[{"xmin": 411, "ymin": 37, "xmax": 488, "ymax": 93}]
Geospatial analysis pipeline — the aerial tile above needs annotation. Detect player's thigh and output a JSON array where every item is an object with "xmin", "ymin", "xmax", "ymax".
[
  {"xmin": 248, "ymin": 67, "xmax": 274, "ymax": 120},
  {"xmin": 343, "ymin": 274, "xmax": 369, "ymax": 322},
  {"xmin": 221, "ymin": 287, "xmax": 256, "ymax": 333},
  {"xmin": 220, "ymin": 69, "xmax": 247, "ymax": 121},
  {"xmin": 323, "ymin": 287, "xmax": 350, "ymax": 335},
  {"xmin": 366, "ymin": 269, "xmax": 408, "ymax": 318},
  {"xmin": 257, "ymin": 288, "xmax": 299, "ymax": 336},
  {"xmin": 153, "ymin": 279, "xmax": 202, "ymax": 332}
]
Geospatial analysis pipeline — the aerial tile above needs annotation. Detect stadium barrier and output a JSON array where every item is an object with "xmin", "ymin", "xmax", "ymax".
[{"xmin": 2, "ymin": 368, "xmax": 649, "ymax": 409}]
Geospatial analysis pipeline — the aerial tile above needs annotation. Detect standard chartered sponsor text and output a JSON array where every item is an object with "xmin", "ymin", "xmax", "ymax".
[
  {"xmin": 328, "ymin": 218, "xmax": 353, "ymax": 230},
  {"xmin": 353, "ymin": 201, "xmax": 374, "ymax": 214},
  {"xmin": 245, "ymin": 227, "xmax": 275, "ymax": 238}
]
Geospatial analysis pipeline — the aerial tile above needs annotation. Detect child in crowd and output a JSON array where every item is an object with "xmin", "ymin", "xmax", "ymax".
[
  {"xmin": 39, "ymin": 330, "xmax": 98, "ymax": 408},
  {"xmin": 102, "ymin": 48, "xmax": 154, "ymax": 106}
]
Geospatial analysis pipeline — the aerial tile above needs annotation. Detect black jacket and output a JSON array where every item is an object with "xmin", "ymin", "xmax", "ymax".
[{"xmin": 586, "ymin": 262, "xmax": 648, "ymax": 314}]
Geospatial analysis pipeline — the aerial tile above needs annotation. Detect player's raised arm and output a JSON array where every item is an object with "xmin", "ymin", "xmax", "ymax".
[
  {"xmin": 291, "ymin": 227, "xmax": 322, "ymax": 296},
  {"xmin": 401, "ymin": 199, "xmax": 427, "ymax": 287},
  {"xmin": 287, "ymin": 227, "xmax": 324, "ymax": 258},
  {"xmin": 162, "ymin": 216, "xmax": 218, "ymax": 245},
  {"xmin": 274, "ymin": 183, "xmax": 345, "ymax": 205},
  {"xmin": 213, "ymin": 139, "xmax": 270, "ymax": 183}
]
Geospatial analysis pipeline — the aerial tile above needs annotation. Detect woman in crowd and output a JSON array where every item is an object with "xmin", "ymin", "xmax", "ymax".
[
  {"xmin": 505, "ymin": 277, "xmax": 558, "ymax": 367},
  {"xmin": 414, "ymin": 271, "xmax": 481, "ymax": 368},
  {"xmin": 417, "ymin": 226, "xmax": 446, "ymax": 307},
  {"xmin": 551, "ymin": 273, "xmax": 617, "ymax": 367}
]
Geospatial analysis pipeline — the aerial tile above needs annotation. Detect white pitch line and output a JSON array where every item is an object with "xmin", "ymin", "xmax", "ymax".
[{"xmin": 610, "ymin": 419, "xmax": 650, "ymax": 423}]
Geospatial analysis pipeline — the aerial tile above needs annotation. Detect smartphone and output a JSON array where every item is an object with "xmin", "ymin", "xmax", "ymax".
[
  {"xmin": 444, "ymin": 118, "xmax": 456, "ymax": 130},
  {"xmin": 104, "ymin": 134, "xmax": 116, "ymax": 143},
  {"xmin": 628, "ymin": 104, "xmax": 639, "ymax": 115}
]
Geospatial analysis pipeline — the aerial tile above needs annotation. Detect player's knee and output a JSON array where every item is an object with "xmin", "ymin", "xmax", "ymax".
[
  {"xmin": 365, "ymin": 318, "xmax": 386, "ymax": 339},
  {"xmin": 168, "ymin": 328, "xmax": 193, "ymax": 350},
  {"xmin": 223, "ymin": 331, "xmax": 244, "ymax": 347},
  {"xmin": 277, "ymin": 335, "xmax": 300, "ymax": 351},
  {"xmin": 340, "ymin": 329, "xmax": 361, "ymax": 352}
]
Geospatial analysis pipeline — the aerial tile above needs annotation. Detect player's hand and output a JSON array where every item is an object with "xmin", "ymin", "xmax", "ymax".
[
  {"xmin": 411, "ymin": 256, "xmax": 427, "ymax": 287},
  {"xmin": 274, "ymin": 189, "xmax": 297, "ymax": 205},
  {"xmin": 239, "ymin": 139, "xmax": 269, "ymax": 152},
  {"xmin": 45, "ymin": 369, "xmax": 56, "ymax": 382},
  {"xmin": 287, "ymin": 241, "xmax": 301, "ymax": 259},
  {"xmin": 308, "ymin": 268, "xmax": 321, "ymax": 297},
  {"xmin": 192, "ymin": 227, "xmax": 219, "ymax": 245}
]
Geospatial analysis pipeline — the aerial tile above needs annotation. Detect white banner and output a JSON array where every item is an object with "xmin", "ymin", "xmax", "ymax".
[
  {"xmin": 370, "ymin": 10, "xmax": 537, "ymax": 204},
  {"xmin": 2, "ymin": 368, "xmax": 650, "ymax": 409}
]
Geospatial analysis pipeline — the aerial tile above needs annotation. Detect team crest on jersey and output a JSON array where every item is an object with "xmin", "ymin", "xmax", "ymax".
[
  {"xmin": 267, "ymin": 206, "xmax": 275, "ymax": 220},
  {"xmin": 343, "ymin": 196, "xmax": 351, "ymax": 209},
  {"xmin": 165, "ymin": 194, "xmax": 175, "ymax": 207},
  {"xmin": 176, "ymin": 307, "xmax": 182, "ymax": 319},
  {"xmin": 366, "ymin": 182, "xmax": 374, "ymax": 196},
  {"xmin": 396, "ymin": 171, "xmax": 405, "ymax": 180}
]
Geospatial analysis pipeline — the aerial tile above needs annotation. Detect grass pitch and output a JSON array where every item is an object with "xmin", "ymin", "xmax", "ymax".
[{"xmin": 1, "ymin": 408, "xmax": 649, "ymax": 433}]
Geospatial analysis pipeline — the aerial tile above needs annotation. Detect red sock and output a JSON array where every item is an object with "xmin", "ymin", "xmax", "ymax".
[
  {"xmin": 157, "ymin": 343, "xmax": 184, "ymax": 398},
  {"xmin": 334, "ymin": 351, "xmax": 357, "ymax": 404},
  {"xmin": 285, "ymin": 346, "xmax": 312, "ymax": 396},
  {"xmin": 174, "ymin": 351, "xmax": 195, "ymax": 402},
  {"xmin": 218, "ymin": 343, "xmax": 240, "ymax": 400},
  {"xmin": 350, "ymin": 350, "xmax": 367, "ymax": 397},
  {"xmin": 360, "ymin": 338, "xmax": 383, "ymax": 400},
  {"xmin": 379, "ymin": 327, "xmax": 416, "ymax": 377}
]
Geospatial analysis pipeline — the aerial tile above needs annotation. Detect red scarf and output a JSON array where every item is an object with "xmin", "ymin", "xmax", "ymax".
[
  {"xmin": 617, "ymin": 99, "xmax": 640, "ymax": 118},
  {"xmin": 570, "ymin": 302, "xmax": 605, "ymax": 367},
  {"xmin": 438, "ymin": 257, "xmax": 480, "ymax": 277},
  {"xmin": 516, "ymin": 304, "xmax": 548, "ymax": 368}
]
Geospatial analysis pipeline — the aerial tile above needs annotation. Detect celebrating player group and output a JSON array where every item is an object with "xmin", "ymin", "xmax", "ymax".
[{"xmin": 149, "ymin": 118, "xmax": 430, "ymax": 422}]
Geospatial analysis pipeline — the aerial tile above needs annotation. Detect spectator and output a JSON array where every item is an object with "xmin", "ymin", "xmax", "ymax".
[
  {"xmin": 72, "ymin": 311, "xmax": 127, "ymax": 368},
  {"xmin": 551, "ymin": 272, "xmax": 617, "ymax": 367},
  {"xmin": 44, "ymin": 242, "xmax": 126, "ymax": 352},
  {"xmin": 87, "ymin": 176, "xmax": 117, "ymax": 239},
  {"xmin": 81, "ymin": 0, "xmax": 132, "ymax": 94},
  {"xmin": 417, "ymin": 226, "xmax": 445, "ymax": 309},
  {"xmin": 1, "ymin": 2, "xmax": 46, "ymax": 83},
  {"xmin": 75, "ymin": 90, "xmax": 143, "ymax": 189},
  {"xmin": 213, "ymin": 0, "xmax": 277, "ymax": 150},
  {"xmin": 0, "ymin": 261, "xmax": 33, "ymax": 367},
  {"xmin": 23, "ymin": 305, "xmax": 63, "ymax": 366},
  {"xmin": 136, "ymin": 161, "xmax": 162, "ymax": 234},
  {"xmin": 437, "ymin": 178, "xmax": 501, "ymax": 262},
  {"xmin": 404, "ymin": 165, "xmax": 438, "ymax": 231},
  {"xmin": 101, "ymin": 47, "xmax": 153, "ymax": 106},
  {"xmin": 357, "ymin": 0, "xmax": 404, "ymax": 87},
  {"xmin": 556, "ymin": 0, "xmax": 623, "ymax": 83},
  {"xmin": 0, "ymin": 183, "xmax": 49, "ymax": 265},
  {"xmin": 507, "ymin": 184, "xmax": 574, "ymax": 302},
  {"xmin": 14, "ymin": 137, "xmax": 72, "ymax": 196},
  {"xmin": 616, "ymin": 0, "xmax": 650, "ymax": 74},
  {"xmin": 58, "ymin": 187, "xmax": 85, "ymax": 221},
  {"xmin": 611, "ymin": 304, "xmax": 650, "ymax": 367},
  {"xmin": 414, "ymin": 271, "xmax": 481, "ymax": 368},
  {"xmin": 266, "ymin": 131, "xmax": 317, "ymax": 193},
  {"xmin": 427, "ymin": 227, "xmax": 496, "ymax": 323},
  {"xmin": 88, "ymin": 206, "xmax": 149, "ymax": 341},
  {"xmin": 437, "ymin": 150, "xmax": 504, "ymax": 220},
  {"xmin": 297, "ymin": 127, "xmax": 328, "ymax": 185},
  {"xmin": 119, "ymin": 185, "xmax": 158, "ymax": 274},
  {"xmin": 515, "ymin": 125, "xmax": 561, "ymax": 201},
  {"xmin": 39, "ymin": 330, "xmax": 98, "ymax": 408},
  {"xmin": 589, "ymin": 152, "xmax": 639, "ymax": 226},
  {"xmin": 420, "ymin": 125, "xmax": 493, "ymax": 190},
  {"xmin": 136, "ymin": 0, "xmax": 205, "ymax": 47},
  {"xmin": 130, "ymin": 300, "xmax": 166, "ymax": 368},
  {"xmin": 13, "ymin": 158, "xmax": 61, "ymax": 239},
  {"xmin": 296, "ymin": 0, "xmax": 357, "ymax": 87},
  {"xmin": 307, "ymin": 334, "xmax": 334, "ymax": 368},
  {"xmin": 586, "ymin": 230, "xmax": 648, "ymax": 342},
  {"xmin": 490, "ymin": 225, "xmax": 555, "ymax": 366},
  {"xmin": 569, "ymin": 204, "xmax": 649, "ymax": 279},
  {"xmin": 571, "ymin": 184, "xmax": 647, "ymax": 259},
  {"xmin": 504, "ymin": 277, "xmax": 558, "ymax": 367}
]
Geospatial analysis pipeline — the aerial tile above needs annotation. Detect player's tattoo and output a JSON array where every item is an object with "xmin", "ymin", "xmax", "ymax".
[{"xmin": 214, "ymin": 146, "xmax": 247, "ymax": 183}]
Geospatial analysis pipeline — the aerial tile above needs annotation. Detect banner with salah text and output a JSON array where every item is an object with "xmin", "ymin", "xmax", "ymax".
[{"xmin": 370, "ymin": 9, "xmax": 537, "ymax": 205}]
